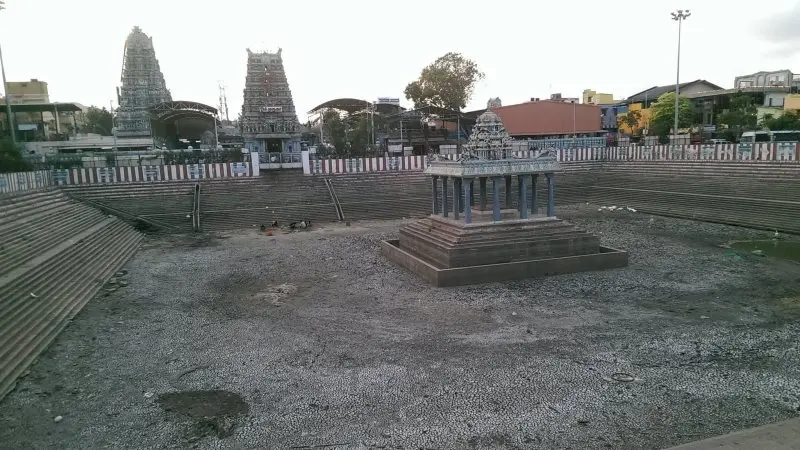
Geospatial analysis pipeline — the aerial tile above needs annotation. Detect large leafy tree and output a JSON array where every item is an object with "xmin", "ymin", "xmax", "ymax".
[
  {"xmin": 320, "ymin": 109, "xmax": 348, "ymax": 156},
  {"xmin": 0, "ymin": 138, "xmax": 32, "ymax": 173},
  {"xmin": 716, "ymin": 94, "xmax": 758, "ymax": 141},
  {"xmin": 761, "ymin": 111, "xmax": 800, "ymax": 131},
  {"xmin": 403, "ymin": 52, "xmax": 484, "ymax": 111},
  {"xmin": 617, "ymin": 109, "xmax": 642, "ymax": 135},
  {"xmin": 649, "ymin": 92, "xmax": 694, "ymax": 138},
  {"xmin": 80, "ymin": 106, "xmax": 114, "ymax": 135}
]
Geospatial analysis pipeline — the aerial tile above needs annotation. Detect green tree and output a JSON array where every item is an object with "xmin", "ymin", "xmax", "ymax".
[
  {"xmin": 0, "ymin": 138, "xmax": 32, "ymax": 173},
  {"xmin": 716, "ymin": 94, "xmax": 758, "ymax": 141},
  {"xmin": 404, "ymin": 52, "xmax": 485, "ymax": 111},
  {"xmin": 320, "ymin": 109, "xmax": 347, "ymax": 156},
  {"xmin": 761, "ymin": 111, "xmax": 800, "ymax": 131},
  {"xmin": 649, "ymin": 92, "xmax": 694, "ymax": 138},
  {"xmin": 346, "ymin": 115, "xmax": 373, "ymax": 157},
  {"xmin": 617, "ymin": 109, "xmax": 642, "ymax": 135},
  {"xmin": 80, "ymin": 106, "xmax": 114, "ymax": 135}
]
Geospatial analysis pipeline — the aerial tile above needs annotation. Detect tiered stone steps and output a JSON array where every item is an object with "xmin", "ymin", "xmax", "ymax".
[
  {"xmin": 0, "ymin": 190, "xmax": 143, "ymax": 400},
  {"xmin": 199, "ymin": 172, "xmax": 338, "ymax": 231},
  {"xmin": 589, "ymin": 161, "xmax": 800, "ymax": 233},
  {"xmin": 62, "ymin": 181, "xmax": 195, "ymax": 231}
]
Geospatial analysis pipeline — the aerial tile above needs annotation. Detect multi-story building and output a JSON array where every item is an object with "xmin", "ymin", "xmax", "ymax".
[
  {"xmin": 240, "ymin": 48, "xmax": 301, "ymax": 154},
  {"xmin": 5, "ymin": 79, "xmax": 49, "ymax": 104},
  {"xmin": 734, "ymin": 69, "xmax": 799, "ymax": 91},
  {"xmin": 582, "ymin": 89, "xmax": 616, "ymax": 105}
]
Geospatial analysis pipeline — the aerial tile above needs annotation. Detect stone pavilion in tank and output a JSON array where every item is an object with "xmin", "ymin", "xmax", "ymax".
[
  {"xmin": 381, "ymin": 104, "xmax": 628, "ymax": 287},
  {"xmin": 240, "ymin": 48, "xmax": 302, "ymax": 155}
]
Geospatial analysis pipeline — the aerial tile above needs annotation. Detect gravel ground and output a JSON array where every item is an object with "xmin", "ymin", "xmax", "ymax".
[{"xmin": 2, "ymin": 206, "xmax": 800, "ymax": 449}]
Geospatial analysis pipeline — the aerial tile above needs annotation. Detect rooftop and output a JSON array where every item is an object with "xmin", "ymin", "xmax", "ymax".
[
  {"xmin": 491, "ymin": 100, "xmax": 603, "ymax": 136},
  {"xmin": 626, "ymin": 79, "xmax": 724, "ymax": 103}
]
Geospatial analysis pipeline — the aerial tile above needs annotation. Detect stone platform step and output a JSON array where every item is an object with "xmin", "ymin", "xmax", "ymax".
[
  {"xmin": 399, "ymin": 216, "xmax": 601, "ymax": 269},
  {"xmin": 402, "ymin": 216, "xmax": 586, "ymax": 244}
]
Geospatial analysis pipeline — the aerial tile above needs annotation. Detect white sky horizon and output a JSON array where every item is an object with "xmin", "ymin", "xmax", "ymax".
[{"xmin": 0, "ymin": 0, "xmax": 797, "ymax": 120}]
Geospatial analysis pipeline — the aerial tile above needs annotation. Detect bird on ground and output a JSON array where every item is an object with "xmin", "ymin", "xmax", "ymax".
[
  {"xmin": 259, "ymin": 224, "xmax": 266, "ymax": 232},
  {"xmin": 271, "ymin": 220, "xmax": 279, "ymax": 228}
]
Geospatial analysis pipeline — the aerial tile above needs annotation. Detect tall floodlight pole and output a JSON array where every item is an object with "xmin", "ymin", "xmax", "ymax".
[
  {"xmin": 0, "ymin": 1, "xmax": 16, "ymax": 145},
  {"xmin": 213, "ymin": 112, "xmax": 219, "ymax": 150},
  {"xmin": 671, "ymin": 9, "xmax": 690, "ymax": 146}
]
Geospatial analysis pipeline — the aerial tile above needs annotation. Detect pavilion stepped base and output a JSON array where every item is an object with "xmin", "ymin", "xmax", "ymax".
[{"xmin": 382, "ymin": 214, "xmax": 627, "ymax": 287}]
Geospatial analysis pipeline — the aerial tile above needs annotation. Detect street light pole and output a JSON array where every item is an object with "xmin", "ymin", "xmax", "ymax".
[
  {"xmin": 671, "ymin": 9, "xmax": 690, "ymax": 147},
  {"xmin": 0, "ymin": 1, "xmax": 16, "ymax": 146}
]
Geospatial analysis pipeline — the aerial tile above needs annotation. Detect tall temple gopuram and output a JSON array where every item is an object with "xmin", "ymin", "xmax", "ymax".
[
  {"xmin": 240, "ymin": 48, "xmax": 301, "ymax": 154},
  {"xmin": 116, "ymin": 26, "xmax": 172, "ymax": 138}
]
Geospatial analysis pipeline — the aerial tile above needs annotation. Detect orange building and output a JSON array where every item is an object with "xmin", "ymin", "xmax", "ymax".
[{"xmin": 490, "ymin": 100, "xmax": 602, "ymax": 137}]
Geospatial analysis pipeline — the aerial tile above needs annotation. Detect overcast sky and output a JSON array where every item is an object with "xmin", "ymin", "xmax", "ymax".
[{"xmin": 1, "ymin": 0, "xmax": 798, "ymax": 119}]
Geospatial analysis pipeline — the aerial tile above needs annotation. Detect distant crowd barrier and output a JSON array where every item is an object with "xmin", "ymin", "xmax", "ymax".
[
  {"xmin": 0, "ymin": 170, "xmax": 53, "ymax": 194},
  {"xmin": 50, "ymin": 162, "xmax": 254, "ymax": 185},
  {"xmin": 303, "ymin": 142, "xmax": 800, "ymax": 175},
  {"xmin": 0, "ymin": 153, "xmax": 261, "ymax": 195}
]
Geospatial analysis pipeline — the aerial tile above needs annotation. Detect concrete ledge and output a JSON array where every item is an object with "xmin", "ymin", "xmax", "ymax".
[
  {"xmin": 665, "ymin": 417, "xmax": 800, "ymax": 449},
  {"xmin": 381, "ymin": 239, "xmax": 628, "ymax": 287}
]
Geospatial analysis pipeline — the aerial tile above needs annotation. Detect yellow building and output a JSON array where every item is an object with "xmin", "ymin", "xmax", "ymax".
[
  {"xmin": 4, "ymin": 78, "xmax": 49, "ymax": 104},
  {"xmin": 785, "ymin": 94, "xmax": 800, "ymax": 111},
  {"xmin": 617, "ymin": 102, "xmax": 652, "ymax": 134},
  {"xmin": 582, "ymin": 89, "xmax": 616, "ymax": 105}
]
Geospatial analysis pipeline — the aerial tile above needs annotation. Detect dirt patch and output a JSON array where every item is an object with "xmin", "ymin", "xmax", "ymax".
[
  {"xmin": 249, "ymin": 283, "xmax": 298, "ymax": 308},
  {"xmin": 157, "ymin": 390, "xmax": 249, "ymax": 439}
]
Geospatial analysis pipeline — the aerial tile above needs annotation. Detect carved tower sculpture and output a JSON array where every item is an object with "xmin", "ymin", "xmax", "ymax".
[
  {"xmin": 240, "ymin": 48, "xmax": 301, "ymax": 154},
  {"xmin": 116, "ymin": 26, "xmax": 172, "ymax": 138}
]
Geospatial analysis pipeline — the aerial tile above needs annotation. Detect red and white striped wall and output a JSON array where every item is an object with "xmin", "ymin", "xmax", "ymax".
[
  {"xmin": 310, "ymin": 155, "xmax": 427, "ymax": 175},
  {"xmin": 0, "ymin": 170, "xmax": 52, "ymax": 194},
  {"xmin": 305, "ymin": 143, "xmax": 800, "ymax": 175},
  {"xmin": 50, "ymin": 162, "xmax": 255, "ymax": 186}
]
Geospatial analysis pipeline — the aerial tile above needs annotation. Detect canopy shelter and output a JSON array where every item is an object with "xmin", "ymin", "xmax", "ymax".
[
  {"xmin": 309, "ymin": 98, "xmax": 372, "ymax": 114},
  {"xmin": 149, "ymin": 101, "xmax": 219, "ymax": 149},
  {"xmin": 0, "ymin": 102, "xmax": 85, "ymax": 140},
  {"xmin": 308, "ymin": 98, "xmax": 406, "ymax": 115}
]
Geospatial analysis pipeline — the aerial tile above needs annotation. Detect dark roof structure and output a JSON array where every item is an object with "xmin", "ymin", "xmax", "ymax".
[
  {"xmin": 309, "ymin": 98, "xmax": 371, "ymax": 114},
  {"xmin": 625, "ymin": 79, "xmax": 724, "ymax": 103},
  {"xmin": 308, "ymin": 98, "xmax": 406, "ymax": 115},
  {"xmin": 3, "ymin": 102, "xmax": 84, "ymax": 113},
  {"xmin": 149, "ymin": 100, "xmax": 217, "ymax": 122}
]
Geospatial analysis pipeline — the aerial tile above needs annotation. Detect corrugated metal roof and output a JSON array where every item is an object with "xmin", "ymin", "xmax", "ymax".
[{"xmin": 626, "ymin": 80, "xmax": 724, "ymax": 103}]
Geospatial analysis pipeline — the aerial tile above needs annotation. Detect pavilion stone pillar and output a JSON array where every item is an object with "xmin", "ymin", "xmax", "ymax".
[
  {"xmin": 442, "ymin": 176, "xmax": 449, "ymax": 218},
  {"xmin": 518, "ymin": 174, "xmax": 529, "ymax": 219},
  {"xmin": 431, "ymin": 175, "xmax": 439, "ymax": 214},
  {"xmin": 463, "ymin": 178, "xmax": 473, "ymax": 224},
  {"xmin": 546, "ymin": 173, "xmax": 555, "ymax": 217},
  {"xmin": 479, "ymin": 177, "xmax": 487, "ymax": 211},
  {"xmin": 505, "ymin": 175, "xmax": 513, "ymax": 208},
  {"xmin": 492, "ymin": 176, "xmax": 502, "ymax": 221},
  {"xmin": 531, "ymin": 174, "xmax": 538, "ymax": 215},
  {"xmin": 469, "ymin": 180, "xmax": 475, "ymax": 207},
  {"xmin": 453, "ymin": 177, "xmax": 462, "ymax": 220}
]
